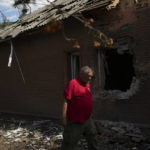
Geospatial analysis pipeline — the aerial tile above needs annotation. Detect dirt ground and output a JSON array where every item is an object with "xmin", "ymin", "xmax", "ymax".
[{"xmin": 0, "ymin": 113, "xmax": 150, "ymax": 150}]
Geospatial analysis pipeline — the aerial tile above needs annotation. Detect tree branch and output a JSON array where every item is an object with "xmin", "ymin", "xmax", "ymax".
[{"xmin": 73, "ymin": 14, "xmax": 113, "ymax": 47}]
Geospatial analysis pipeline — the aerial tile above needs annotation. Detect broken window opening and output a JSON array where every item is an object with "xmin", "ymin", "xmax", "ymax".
[
  {"xmin": 103, "ymin": 49, "xmax": 135, "ymax": 92},
  {"xmin": 70, "ymin": 52, "xmax": 80, "ymax": 79}
]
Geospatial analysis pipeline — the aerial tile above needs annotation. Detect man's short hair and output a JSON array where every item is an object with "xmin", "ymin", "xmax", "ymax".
[{"xmin": 80, "ymin": 66, "xmax": 93, "ymax": 74}]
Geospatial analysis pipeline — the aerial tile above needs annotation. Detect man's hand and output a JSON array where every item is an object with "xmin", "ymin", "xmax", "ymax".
[
  {"xmin": 62, "ymin": 99, "xmax": 68, "ymax": 127},
  {"xmin": 62, "ymin": 117, "xmax": 67, "ymax": 126}
]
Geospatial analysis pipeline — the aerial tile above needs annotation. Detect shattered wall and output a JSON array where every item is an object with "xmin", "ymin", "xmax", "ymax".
[{"xmin": 88, "ymin": 0, "xmax": 150, "ymax": 125}]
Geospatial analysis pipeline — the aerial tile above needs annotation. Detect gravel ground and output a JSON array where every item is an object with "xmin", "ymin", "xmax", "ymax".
[{"xmin": 0, "ymin": 113, "xmax": 150, "ymax": 150}]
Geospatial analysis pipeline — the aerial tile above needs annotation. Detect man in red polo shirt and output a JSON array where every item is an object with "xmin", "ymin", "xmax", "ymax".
[{"xmin": 61, "ymin": 66, "xmax": 99, "ymax": 150}]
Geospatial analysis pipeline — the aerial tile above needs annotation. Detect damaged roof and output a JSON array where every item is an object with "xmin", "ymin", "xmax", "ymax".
[{"xmin": 0, "ymin": 0, "xmax": 118, "ymax": 41}]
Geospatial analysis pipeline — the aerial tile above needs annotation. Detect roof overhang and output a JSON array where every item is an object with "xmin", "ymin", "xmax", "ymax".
[{"xmin": 0, "ymin": 0, "xmax": 119, "ymax": 42}]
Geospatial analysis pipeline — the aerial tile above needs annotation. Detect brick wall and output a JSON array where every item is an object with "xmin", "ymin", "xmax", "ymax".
[
  {"xmin": 90, "ymin": 0, "xmax": 150, "ymax": 125},
  {"xmin": 0, "ymin": 19, "xmax": 96, "ymax": 118}
]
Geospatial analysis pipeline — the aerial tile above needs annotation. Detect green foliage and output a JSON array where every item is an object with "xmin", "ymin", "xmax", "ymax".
[
  {"xmin": 13, "ymin": 0, "xmax": 36, "ymax": 6},
  {"xmin": 0, "ymin": 21, "xmax": 13, "ymax": 29},
  {"xmin": 13, "ymin": 0, "xmax": 36, "ymax": 17}
]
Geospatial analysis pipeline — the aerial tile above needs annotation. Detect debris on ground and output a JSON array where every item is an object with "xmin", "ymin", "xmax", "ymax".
[
  {"xmin": 96, "ymin": 120, "xmax": 150, "ymax": 150},
  {"xmin": 0, "ymin": 113, "xmax": 149, "ymax": 150}
]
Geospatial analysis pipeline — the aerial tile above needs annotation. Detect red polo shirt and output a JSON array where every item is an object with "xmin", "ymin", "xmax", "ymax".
[{"xmin": 64, "ymin": 78, "xmax": 93, "ymax": 123}]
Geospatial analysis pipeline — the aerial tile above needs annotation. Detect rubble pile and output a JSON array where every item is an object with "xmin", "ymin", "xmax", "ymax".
[
  {"xmin": 99, "ymin": 77, "xmax": 140, "ymax": 100},
  {"xmin": 0, "ymin": 116, "xmax": 63, "ymax": 150},
  {"xmin": 0, "ymin": 114, "xmax": 149, "ymax": 150},
  {"xmin": 96, "ymin": 120, "xmax": 150, "ymax": 150}
]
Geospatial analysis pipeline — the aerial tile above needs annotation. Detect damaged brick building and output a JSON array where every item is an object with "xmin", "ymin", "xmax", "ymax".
[
  {"xmin": 91, "ymin": 0, "xmax": 150, "ymax": 126},
  {"xmin": 0, "ymin": 0, "xmax": 150, "ymax": 126}
]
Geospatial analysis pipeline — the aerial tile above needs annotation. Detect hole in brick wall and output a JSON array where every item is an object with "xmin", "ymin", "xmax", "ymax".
[{"xmin": 104, "ymin": 49, "xmax": 135, "ymax": 92}]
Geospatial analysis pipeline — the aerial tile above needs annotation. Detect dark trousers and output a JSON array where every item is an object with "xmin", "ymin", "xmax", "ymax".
[{"xmin": 61, "ymin": 117, "xmax": 99, "ymax": 150}]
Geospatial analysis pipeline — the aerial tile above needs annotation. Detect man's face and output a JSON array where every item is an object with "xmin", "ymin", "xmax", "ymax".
[{"xmin": 80, "ymin": 71, "xmax": 93, "ymax": 83}]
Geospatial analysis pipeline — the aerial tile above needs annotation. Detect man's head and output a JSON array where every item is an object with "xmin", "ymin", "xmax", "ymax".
[{"xmin": 79, "ymin": 66, "xmax": 94, "ymax": 83}]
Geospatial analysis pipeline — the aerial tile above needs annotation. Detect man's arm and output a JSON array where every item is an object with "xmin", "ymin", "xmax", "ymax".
[{"xmin": 62, "ymin": 99, "xmax": 68, "ymax": 126}]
